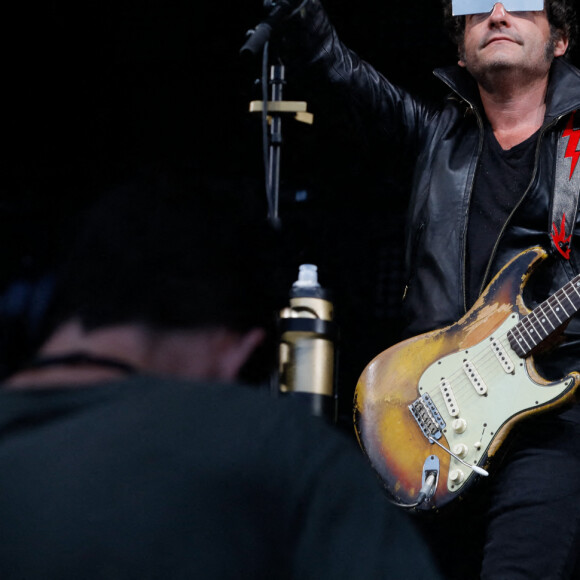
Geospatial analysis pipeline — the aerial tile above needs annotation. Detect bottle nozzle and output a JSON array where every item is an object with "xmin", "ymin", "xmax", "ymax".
[{"xmin": 293, "ymin": 264, "xmax": 320, "ymax": 288}]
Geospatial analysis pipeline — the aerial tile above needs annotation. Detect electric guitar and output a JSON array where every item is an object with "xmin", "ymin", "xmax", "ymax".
[{"xmin": 354, "ymin": 246, "xmax": 580, "ymax": 511}]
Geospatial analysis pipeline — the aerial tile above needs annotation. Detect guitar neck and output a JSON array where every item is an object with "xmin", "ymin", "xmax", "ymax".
[{"xmin": 508, "ymin": 274, "xmax": 580, "ymax": 357}]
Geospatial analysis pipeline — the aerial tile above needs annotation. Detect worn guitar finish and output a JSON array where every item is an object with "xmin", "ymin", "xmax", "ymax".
[{"xmin": 354, "ymin": 247, "xmax": 580, "ymax": 511}]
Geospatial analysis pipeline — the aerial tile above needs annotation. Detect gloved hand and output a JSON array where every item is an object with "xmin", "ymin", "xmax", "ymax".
[{"xmin": 240, "ymin": 1, "xmax": 298, "ymax": 56}]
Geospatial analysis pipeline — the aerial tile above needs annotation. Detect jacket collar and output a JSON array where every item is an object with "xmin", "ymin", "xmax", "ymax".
[{"xmin": 433, "ymin": 58, "xmax": 580, "ymax": 122}]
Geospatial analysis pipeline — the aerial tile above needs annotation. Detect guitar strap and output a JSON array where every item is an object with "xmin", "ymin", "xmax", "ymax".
[{"xmin": 549, "ymin": 110, "xmax": 580, "ymax": 267}]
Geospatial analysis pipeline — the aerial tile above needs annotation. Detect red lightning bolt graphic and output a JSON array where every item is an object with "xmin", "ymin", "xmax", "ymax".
[
  {"xmin": 552, "ymin": 213, "xmax": 572, "ymax": 260},
  {"xmin": 563, "ymin": 112, "xmax": 580, "ymax": 180}
]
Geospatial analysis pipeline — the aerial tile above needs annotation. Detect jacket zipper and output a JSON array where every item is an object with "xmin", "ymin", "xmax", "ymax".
[{"xmin": 402, "ymin": 222, "xmax": 425, "ymax": 302}]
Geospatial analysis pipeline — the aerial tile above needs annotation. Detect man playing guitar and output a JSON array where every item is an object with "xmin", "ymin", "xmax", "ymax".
[{"xmin": 281, "ymin": 0, "xmax": 580, "ymax": 577}]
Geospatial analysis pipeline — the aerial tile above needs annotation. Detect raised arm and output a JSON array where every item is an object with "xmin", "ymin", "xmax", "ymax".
[{"xmin": 281, "ymin": 0, "xmax": 436, "ymax": 153}]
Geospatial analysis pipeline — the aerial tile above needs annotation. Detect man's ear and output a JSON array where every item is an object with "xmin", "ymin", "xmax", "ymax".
[
  {"xmin": 218, "ymin": 328, "xmax": 266, "ymax": 381},
  {"xmin": 553, "ymin": 33, "xmax": 569, "ymax": 58},
  {"xmin": 458, "ymin": 43, "xmax": 466, "ymax": 68}
]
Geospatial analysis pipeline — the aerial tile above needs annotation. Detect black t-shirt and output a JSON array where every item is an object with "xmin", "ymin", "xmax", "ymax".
[
  {"xmin": 467, "ymin": 123, "xmax": 538, "ymax": 307},
  {"xmin": 0, "ymin": 375, "xmax": 441, "ymax": 579}
]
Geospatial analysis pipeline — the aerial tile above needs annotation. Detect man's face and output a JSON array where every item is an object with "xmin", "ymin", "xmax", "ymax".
[{"xmin": 458, "ymin": 3, "xmax": 568, "ymax": 83}]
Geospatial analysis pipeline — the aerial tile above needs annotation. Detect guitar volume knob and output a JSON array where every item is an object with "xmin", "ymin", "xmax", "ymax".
[
  {"xmin": 449, "ymin": 469, "xmax": 465, "ymax": 483},
  {"xmin": 452, "ymin": 418, "xmax": 467, "ymax": 433}
]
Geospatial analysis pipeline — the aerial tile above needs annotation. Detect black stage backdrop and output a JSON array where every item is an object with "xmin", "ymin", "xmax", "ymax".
[{"xmin": 2, "ymin": 0, "xmax": 578, "ymax": 426}]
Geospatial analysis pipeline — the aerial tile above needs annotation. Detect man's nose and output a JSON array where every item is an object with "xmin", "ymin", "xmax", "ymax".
[{"xmin": 489, "ymin": 2, "xmax": 509, "ymax": 22}]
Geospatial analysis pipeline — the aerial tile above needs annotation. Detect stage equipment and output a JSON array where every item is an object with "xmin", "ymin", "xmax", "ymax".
[
  {"xmin": 241, "ymin": 1, "xmax": 312, "ymax": 228},
  {"xmin": 248, "ymin": 63, "xmax": 313, "ymax": 228},
  {"xmin": 278, "ymin": 265, "xmax": 337, "ymax": 422},
  {"xmin": 241, "ymin": 3, "xmax": 335, "ymax": 418},
  {"xmin": 240, "ymin": 0, "xmax": 295, "ymax": 57}
]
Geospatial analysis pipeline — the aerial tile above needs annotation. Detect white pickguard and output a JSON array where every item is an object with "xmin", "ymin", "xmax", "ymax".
[{"xmin": 418, "ymin": 314, "xmax": 574, "ymax": 492}]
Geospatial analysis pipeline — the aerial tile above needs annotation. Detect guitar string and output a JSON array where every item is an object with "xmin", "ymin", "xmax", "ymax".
[
  {"xmin": 428, "ymin": 275, "xmax": 580, "ymax": 402},
  {"xmin": 408, "ymin": 278, "xmax": 580, "ymax": 477},
  {"xmin": 424, "ymin": 306, "xmax": 558, "ymax": 411},
  {"xmin": 423, "ymin": 291, "xmax": 576, "ymax": 419},
  {"xmin": 428, "ymin": 324, "xmax": 536, "ymax": 411}
]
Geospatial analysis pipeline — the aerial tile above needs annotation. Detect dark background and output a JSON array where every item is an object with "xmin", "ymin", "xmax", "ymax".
[{"xmin": 2, "ymin": 0, "xmax": 578, "ymax": 424}]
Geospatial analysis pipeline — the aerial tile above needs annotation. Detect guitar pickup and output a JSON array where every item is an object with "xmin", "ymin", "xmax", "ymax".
[
  {"xmin": 491, "ymin": 337, "xmax": 515, "ymax": 373},
  {"xmin": 463, "ymin": 360, "xmax": 487, "ymax": 395},
  {"xmin": 440, "ymin": 379, "xmax": 460, "ymax": 417}
]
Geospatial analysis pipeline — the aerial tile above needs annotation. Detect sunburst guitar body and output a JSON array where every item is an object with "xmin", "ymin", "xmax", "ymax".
[{"xmin": 354, "ymin": 247, "xmax": 580, "ymax": 511}]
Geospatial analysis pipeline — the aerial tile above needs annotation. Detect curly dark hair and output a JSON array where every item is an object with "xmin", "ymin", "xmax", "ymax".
[{"xmin": 442, "ymin": 0, "xmax": 578, "ymax": 57}]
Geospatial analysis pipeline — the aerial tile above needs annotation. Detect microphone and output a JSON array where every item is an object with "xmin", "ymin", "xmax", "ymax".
[{"xmin": 240, "ymin": 1, "xmax": 295, "ymax": 57}]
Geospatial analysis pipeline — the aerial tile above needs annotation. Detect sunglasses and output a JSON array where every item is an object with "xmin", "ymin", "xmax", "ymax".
[{"xmin": 452, "ymin": 0, "xmax": 544, "ymax": 16}]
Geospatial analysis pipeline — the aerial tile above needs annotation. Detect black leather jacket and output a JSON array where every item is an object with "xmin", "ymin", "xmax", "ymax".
[{"xmin": 288, "ymin": 0, "xmax": 580, "ymax": 377}]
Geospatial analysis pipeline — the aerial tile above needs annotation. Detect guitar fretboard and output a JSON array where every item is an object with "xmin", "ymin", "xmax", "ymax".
[{"xmin": 507, "ymin": 274, "xmax": 580, "ymax": 357}]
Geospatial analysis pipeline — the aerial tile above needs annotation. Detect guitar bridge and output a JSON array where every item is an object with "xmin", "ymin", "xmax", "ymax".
[{"xmin": 409, "ymin": 394, "xmax": 446, "ymax": 441}]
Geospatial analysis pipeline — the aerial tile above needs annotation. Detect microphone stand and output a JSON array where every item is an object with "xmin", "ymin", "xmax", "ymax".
[
  {"xmin": 241, "ymin": 1, "xmax": 312, "ymax": 228},
  {"xmin": 242, "ymin": 3, "xmax": 338, "ymax": 426},
  {"xmin": 266, "ymin": 62, "xmax": 284, "ymax": 227}
]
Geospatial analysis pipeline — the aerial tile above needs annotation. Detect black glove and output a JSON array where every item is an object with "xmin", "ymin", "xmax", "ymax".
[{"xmin": 240, "ymin": 0, "xmax": 312, "ymax": 56}]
